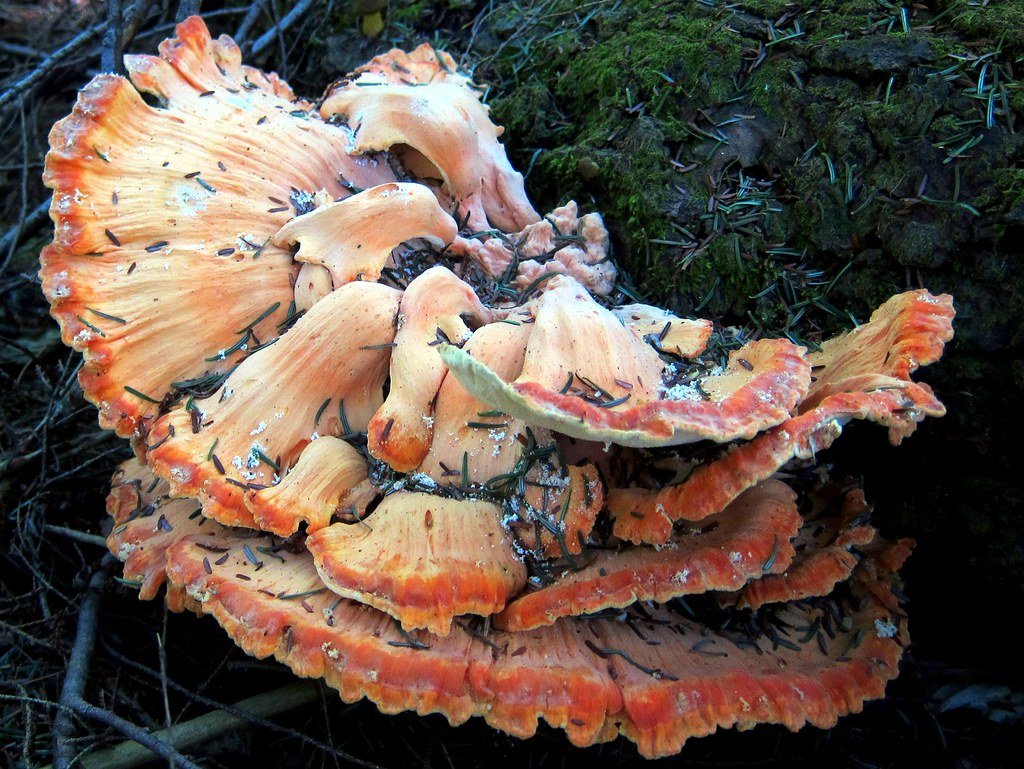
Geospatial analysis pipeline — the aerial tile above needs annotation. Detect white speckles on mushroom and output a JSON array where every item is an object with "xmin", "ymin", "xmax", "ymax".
[
  {"xmin": 174, "ymin": 183, "xmax": 214, "ymax": 216},
  {"xmin": 169, "ymin": 466, "xmax": 192, "ymax": 483},
  {"xmin": 875, "ymin": 617, "xmax": 898, "ymax": 638},
  {"xmin": 321, "ymin": 642, "xmax": 340, "ymax": 660}
]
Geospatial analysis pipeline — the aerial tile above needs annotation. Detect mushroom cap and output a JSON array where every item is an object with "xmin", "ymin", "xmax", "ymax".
[
  {"xmin": 307, "ymin": 491, "xmax": 526, "ymax": 636},
  {"xmin": 106, "ymin": 458, "xmax": 209, "ymax": 611},
  {"xmin": 613, "ymin": 305, "xmax": 714, "ymax": 359},
  {"xmin": 40, "ymin": 16, "xmax": 395, "ymax": 438},
  {"xmin": 734, "ymin": 485, "xmax": 877, "ymax": 610},
  {"xmin": 320, "ymin": 61, "xmax": 539, "ymax": 232},
  {"xmin": 441, "ymin": 275, "xmax": 811, "ymax": 447},
  {"xmin": 247, "ymin": 436, "xmax": 375, "ymax": 536},
  {"xmin": 497, "ymin": 480, "xmax": 800, "ymax": 631},
  {"xmin": 609, "ymin": 290, "xmax": 954, "ymax": 544},
  {"xmin": 272, "ymin": 182, "xmax": 458, "ymax": 290},
  {"xmin": 165, "ymin": 517, "xmax": 910, "ymax": 758},
  {"xmin": 146, "ymin": 281, "xmax": 400, "ymax": 527},
  {"xmin": 349, "ymin": 43, "xmax": 467, "ymax": 88},
  {"xmin": 803, "ymin": 290, "xmax": 955, "ymax": 429},
  {"xmin": 416, "ymin": 320, "xmax": 532, "ymax": 485}
]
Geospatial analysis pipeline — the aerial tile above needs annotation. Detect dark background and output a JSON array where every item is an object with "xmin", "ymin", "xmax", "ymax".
[{"xmin": 1, "ymin": 1, "xmax": 1022, "ymax": 767}]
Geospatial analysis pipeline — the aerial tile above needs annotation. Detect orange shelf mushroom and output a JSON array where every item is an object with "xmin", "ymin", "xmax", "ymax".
[
  {"xmin": 608, "ymin": 289, "xmax": 954, "ymax": 545},
  {"xmin": 45, "ymin": 16, "xmax": 954, "ymax": 759}
]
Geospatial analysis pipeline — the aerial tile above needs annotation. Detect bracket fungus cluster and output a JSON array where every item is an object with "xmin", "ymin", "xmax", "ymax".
[{"xmin": 42, "ymin": 18, "xmax": 955, "ymax": 758}]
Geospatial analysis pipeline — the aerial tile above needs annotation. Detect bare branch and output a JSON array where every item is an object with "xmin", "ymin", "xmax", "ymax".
[
  {"xmin": 0, "ymin": 23, "xmax": 105, "ymax": 111},
  {"xmin": 52, "ymin": 564, "xmax": 112, "ymax": 769},
  {"xmin": 176, "ymin": 0, "xmax": 202, "ymax": 24},
  {"xmin": 250, "ymin": 0, "xmax": 317, "ymax": 57},
  {"xmin": 101, "ymin": 0, "xmax": 125, "ymax": 74},
  {"xmin": 235, "ymin": 0, "xmax": 270, "ymax": 48},
  {"xmin": 77, "ymin": 683, "xmax": 318, "ymax": 769}
]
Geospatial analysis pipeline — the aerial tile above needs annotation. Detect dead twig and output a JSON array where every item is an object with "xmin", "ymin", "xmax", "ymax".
[
  {"xmin": 176, "ymin": 0, "xmax": 202, "ymax": 24},
  {"xmin": 0, "ymin": 23, "xmax": 106, "ymax": 110},
  {"xmin": 77, "ymin": 683, "xmax": 319, "ymax": 769},
  {"xmin": 235, "ymin": 0, "xmax": 270, "ymax": 50},
  {"xmin": 101, "ymin": 0, "xmax": 125, "ymax": 74},
  {"xmin": 52, "ymin": 563, "xmax": 110, "ymax": 769},
  {"xmin": 1, "ymin": 101, "xmax": 30, "ymax": 275},
  {"xmin": 250, "ymin": 0, "xmax": 317, "ymax": 58},
  {"xmin": 44, "ymin": 525, "xmax": 108, "ymax": 549},
  {"xmin": 50, "ymin": 559, "xmax": 203, "ymax": 769},
  {"xmin": 101, "ymin": 642, "xmax": 387, "ymax": 768}
]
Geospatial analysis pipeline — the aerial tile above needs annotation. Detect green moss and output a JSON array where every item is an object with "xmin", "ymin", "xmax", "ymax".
[
  {"xmin": 484, "ymin": 0, "xmax": 753, "ymax": 304},
  {"xmin": 935, "ymin": 0, "xmax": 1024, "ymax": 52}
]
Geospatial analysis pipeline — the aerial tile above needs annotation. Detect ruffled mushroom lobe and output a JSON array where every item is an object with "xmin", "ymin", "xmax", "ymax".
[
  {"xmin": 449, "ymin": 201, "xmax": 618, "ymax": 295},
  {"xmin": 351, "ymin": 43, "xmax": 469, "ymax": 88},
  {"xmin": 41, "ymin": 16, "xmax": 395, "ymax": 438},
  {"xmin": 367, "ymin": 266, "xmax": 491, "ymax": 472},
  {"xmin": 165, "ymin": 512, "xmax": 911, "ymax": 758},
  {"xmin": 613, "ymin": 305, "xmax": 714, "ymax": 359},
  {"xmin": 106, "ymin": 458, "xmax": 209, "ymax": 610},
  {"xmin": 146, "ymin": 281, "xmax": 401, "ymax": 527},
  {"xmin": 272, "ymin": 182, "xmax": 458, "ymax": 290},
  {"xmin": 307, "ymin": 492, "xmax": 526, "ymax": 636},
  {"xmin": 417, "ymin": 320, "xmax": 532, "ymax": 486},
  {"xmin": 320, "ymin": 53, "xmax": 538, "ymax": 232},
  {"xmin": 247, "ymin": 436, "xmax": 375, "ymax": 536},
  {"xmin": 441, "ymin": 275, "xmax": 810, "ymax": 447},
  {"xmin": 609, "ymin": 290, "xmax": 954, "ymax": 545},
  {"xmin": 733, "ymin": 485, "xmax": 877, "ymax": 610},
  {"xmin": 497, "ymin": 479, "xmax": 800, "ymax": 631}
]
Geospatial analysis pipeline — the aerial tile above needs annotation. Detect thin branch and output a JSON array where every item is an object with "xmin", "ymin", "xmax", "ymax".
[
  {"xmin": 49, "ymin": 559, "xmax": 203, "ymax": 769},
  {"xmin": 0, "ymin": 23, "xmax": 106, "ymax": 110},
  {"xmin": 66, "ymin": 702, "xmax": 204, "ymax": 769},
  {"xmin": 101, "ymin": 642, "xmax": 386, "ymax": 769},
  {"xmin": 77, "ymin": 683, "xmax": 318, "ymax": 769},
  {"xmin": 250, "ymin": 0, "xmax": 317, "ymax": 57},
  {"xmin": 235, "ymin": 0, "xmax": 270, "ymax": 48},
  {"xmin": 44, "ymin": 525, "xmax": 108, "ymax": 549},
  {"xmin": 121, "ymin": 0, "xmax": 159, "ymax": 52},
  {"xmin": 101, "ymin": 0, "xmax": 125, "ymax": 74},
  {"xmin": 52, "ymin": 564, "xmax": 112, "ymax": 769},
  {"xmin": 1, "ymin": 101, "xmax": 30, "ymax": 275},
  {"xmin": 176, "ymin": 0, "xmax": 202, "ymax": 23},
  {"xmin": 0, "ymin": 196, "xmax": 50, "ymax": 267}
]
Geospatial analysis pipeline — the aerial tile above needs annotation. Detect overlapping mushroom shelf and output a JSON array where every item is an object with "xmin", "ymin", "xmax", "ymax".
[{"xmin": 43, "ymin": 16, "xmax": 955, "ymax": 759}]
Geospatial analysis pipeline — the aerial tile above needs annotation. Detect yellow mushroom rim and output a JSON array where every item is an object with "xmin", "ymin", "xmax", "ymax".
[{"xmin": 46, "ymin": 16, "xmax": 955, "ymax": 758}]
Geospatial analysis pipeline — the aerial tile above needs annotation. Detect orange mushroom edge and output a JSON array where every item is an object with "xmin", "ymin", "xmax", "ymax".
[
  {"xmin": 440, "ymin": 275, "xmax": 812, "ymax": 447},
  {"xmin": 107, "ymin": 458, "xmax": 208, "ymax": 611},
  {"xmin": 319, "ymin": 47, "xmax": 538, "ymax": 233},
  {"xmin": 496, "ymin": 479, "xmax": 801, "ymax": 631},
  {"xmin": 732, "ymin": 483, "xmax": 879, "ymax": 610},
  {"xmin": 43, "ymin": 14, "xmax": 956, "ymax": 760},
  {"xmin": 609, "ymin": 289, "xmax": 954, "ymax": 545},
  {"xmin": 40, "ymin": 15, "xmax": 395, "ymax": 439},
  {"xmin": 307, "ymin": 491, "xmax": 526, "ymax": 636},
  {"xmin": 162, "ymin": 505, "xmax": 912, "ymax": 758}
]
